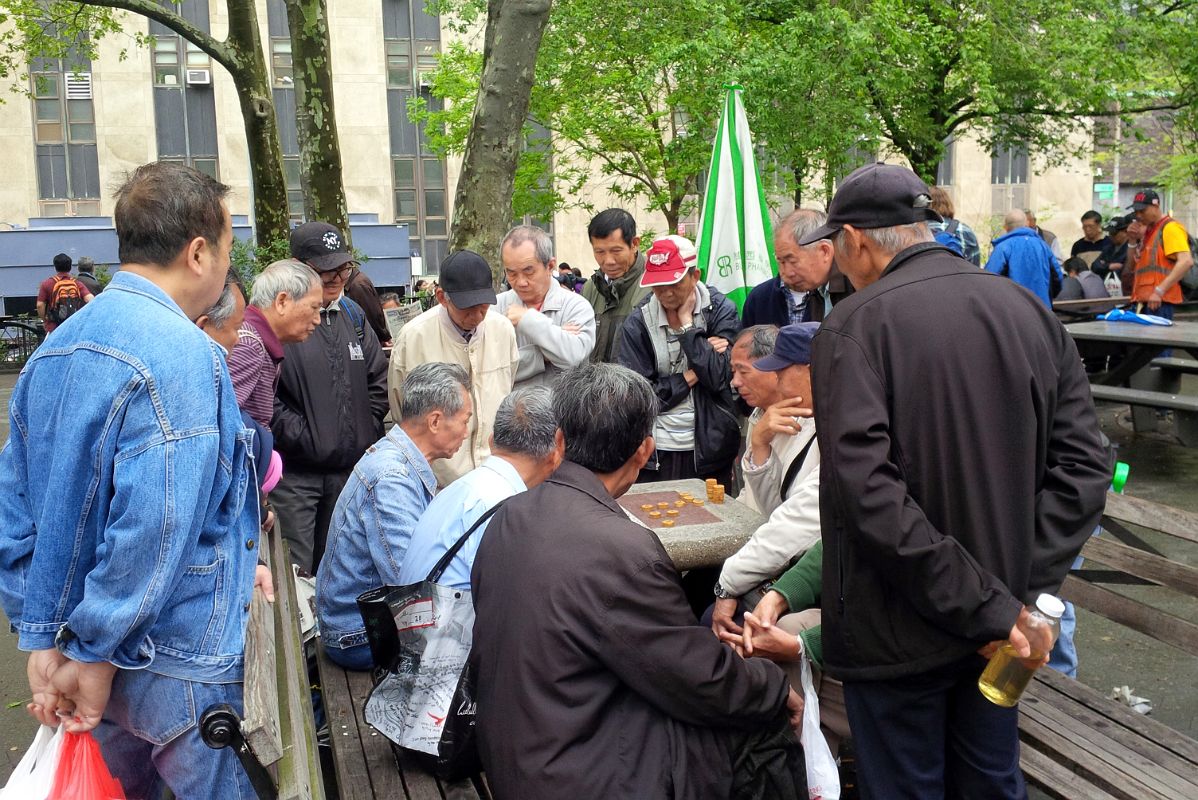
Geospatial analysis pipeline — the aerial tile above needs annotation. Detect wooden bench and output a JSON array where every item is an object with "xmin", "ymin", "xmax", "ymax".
[
  {"xmin": 1018, "ymin": 492, "xmax": 1198, "ymax": 799},
  {"xmin": 1088, "ymin": 384, "xmax": 1198, "ymax": 445},
  {"xmin": 1054, "ymin": 296, "xmax": 1128, "ymax": 321}
]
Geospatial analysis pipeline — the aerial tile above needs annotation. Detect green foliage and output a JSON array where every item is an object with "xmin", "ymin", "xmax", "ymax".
[
  {"xmin": 94, "ymin": 264, "xmax": 113, "ymax": 288},
  {"xmin": 230, "ymin": 235, "xmax": 292, "ymax": 286}
]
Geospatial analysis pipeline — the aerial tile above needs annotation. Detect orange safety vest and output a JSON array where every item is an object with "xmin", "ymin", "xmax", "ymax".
[{"xmin": 1132, "ymin": 215, "xmax": 1185, "ymax": 304}]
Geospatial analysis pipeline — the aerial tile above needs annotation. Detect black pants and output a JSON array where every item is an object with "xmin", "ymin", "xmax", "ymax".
[
  {"xmin": 843, "ymin": 655, "xmax": 1026, "ymax": 800},
  {"xmin": 272, "ymin": 467, "xmax": 351, "ymax": 574},
  {"xmin": 636, "ymin": 448, "xmax": 733, "ymax": 486}
]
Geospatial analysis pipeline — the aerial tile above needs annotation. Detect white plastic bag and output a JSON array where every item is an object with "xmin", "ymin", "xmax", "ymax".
[
  {"xmin": 1, "ymin": 724, "xmax": 64, "ymax": 800},
  {"xmin": 798, "ymin": 655, "xmax": 840, "ymax": 800}
]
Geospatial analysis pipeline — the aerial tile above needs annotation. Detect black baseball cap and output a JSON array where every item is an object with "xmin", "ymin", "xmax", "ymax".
[
  {"xmin": 290, "ymin": 221, "xmax": 354, "ymax": 271},
  {"xmin": 1105, "ymin": 214, "xmax": 1131, "ymax": 234},
  {"xmin": 798, "ymin": 163, "xmax": 942, "ymax": 245},
  {"xmin": 440, "ymin": 250, "xmax": 496, "ymax": 307},
  {"xmin": 1130, "ymin": 189, "xmax": 1161, "ymax": 211},
  {"xmin": 753, "ymin": 322, "xmax": 820, "ymax": 372}
]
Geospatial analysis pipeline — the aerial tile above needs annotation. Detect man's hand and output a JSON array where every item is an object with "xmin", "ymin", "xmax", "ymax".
[
  {"xmin": 254, "ymin": 564, "xmax": 276, "ymax": 603},
  {"xmin": 742, "ymin": 611, "xmax": 803, "ymax": 662},
  {"xmin": 682, "ymin": 369, "xmax": 699, "ymax": 388},
  {"xmin": 505, "ymin": 305, "xmax": 529, "ymax": 327},
  {"xmin": 1146, "ymin": 291, "xmax": 1163, "ymax": 311},
  {"xmin": 752, "ymin": 590, "xmax": 789, "ymax": 628},
  {"xmin": 786, "ymin": 687, "xmax": 804, "ymax": 735},
  {"xmin": 711, "ymin": 597, "xmax": 742, "ymax": 640},
  {"xmin": 749, "ymin": 397, "xmax": 809, "ymax": 463},
  {"xmin": 677, "ymin": 290, "xmax": 697, "ymax": 328},
  {"xmin": 1127, "ymin": 220, "xmax": 1144, "ymax": 243},
  {"xmin": 49, "ymin": 659, "xmax": 117, "ymax": 733},
  {"xmin": 976, "ymin": 640, "xmax": 1003, "ymax": 660},
  {"xmin": 26, "ymin": 648, "xmax": 67, "ymax": 727},
  {"xmin": 706, "ymin": 335, "xmax": 729, "ymax": 355}
]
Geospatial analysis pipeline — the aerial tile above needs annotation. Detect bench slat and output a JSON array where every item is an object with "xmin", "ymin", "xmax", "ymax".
[
  {"xmin": 1023, "ymin": 673, "xmax": 1198, "ymax": 784},
  {"xmin": 1089, "ymin": 384, "xmax": 1198, "ymax": 412},
  {"xmin": 1104, "ymin": 493, "xmax": 1198, "ymax": 546},
  {"xmin": 1081, "ymin": 536, "xmax": 1198, "ymax": 597},
  {"xmin": 1060, "ymin": 575, "xmax": 1198, "ymax": 658},
  {"xmin": 1033, "ymin": 668, "xmax": 1198, "ymax": 764},
  {"xmin": 344, "ymin": 667, "xmax": 418, "ymax": 799},
  {"xmin": 1018, "ymin": 702, "xmax": 1187, "ymax": 800},
  {"xmin": 317, "ymin": 644, "xmax": 375, "ymax": 800},
  {"xmin": 393, "ymin": 746, "xmax": 446, "ymax": 800},
  {"xmin": 1019, "ymin": 744, "xmax": 1126, "ymax": 800},
  {"xmin": 1150, "ymin": 357, "xmax": 1198, "ymax": 374},
  {"xmin": 243, "ymin": 586, "xmax": 284, "ymax": 766}
]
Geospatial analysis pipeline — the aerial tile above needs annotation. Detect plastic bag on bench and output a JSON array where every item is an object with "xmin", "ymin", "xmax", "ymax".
[
  {"xmin": 361, "ymin": 503, "xmax": 503, "ymax": 781},
  {"xmin": 799, "ymin": 654, "xmax": 840, "ymax": 800}
]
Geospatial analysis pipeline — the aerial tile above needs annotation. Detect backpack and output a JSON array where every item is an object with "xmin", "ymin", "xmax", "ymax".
[
  {"xmin": 1181, "ymin": 233, "xmax": 1198, "ymax": 294},
  {"xmin": 48, "ymin": 275, "xmax": 85, "ymax": 324},
  {"xmin": 933, "ymin": 219, "xmax": 965, "ymax": 257}
]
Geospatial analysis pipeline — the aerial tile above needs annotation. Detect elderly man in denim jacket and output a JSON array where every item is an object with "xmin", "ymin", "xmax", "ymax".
[
  {"xmin": 317, "ymin": 362, "xmax": 474, "ymax": 669},
  {"xmin": 0, "ymin": 163, "xmax": 260, "ymax": 798}
]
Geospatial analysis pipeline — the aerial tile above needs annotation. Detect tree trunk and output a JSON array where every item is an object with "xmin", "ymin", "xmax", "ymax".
[
  {"xmin": 450, "ymin": 0, "xmax": 553, "ymax": 282},
  {"xmin": 225, "ymin": 0, "xmax": 289, "ymax": 246},
  {"xmin": 792, "ymin": 163, "xmax": 804, "ymax": 207},
  {"xmin": 285, "ymin": 0, "xmax": 349, "ymax": 238}
]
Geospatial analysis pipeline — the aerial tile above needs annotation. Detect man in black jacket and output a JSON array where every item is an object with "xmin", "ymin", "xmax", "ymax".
[
  {"xmin": 273, "ymin": 222, "xmax": 389, "ymax": 572},
  {"xmin": 471, "ymin": 363, "xmax": 804, "ymax": 800},
  {"xmin": 800, "ymin": 164, "xmax": 1111, "ymax": 798},
  {"xmin": 617, "ymin": 235, "xmax": 741, "ymax": 484}
]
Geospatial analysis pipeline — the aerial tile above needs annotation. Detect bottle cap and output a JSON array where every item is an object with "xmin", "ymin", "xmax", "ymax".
[
  {"xmin": 1035, "ymin": 593, "xmax": 1066, "ymax": 619},
  {"xmin": 1111, "ymin": 461, "xmax": 1129, "ymax": 493}
]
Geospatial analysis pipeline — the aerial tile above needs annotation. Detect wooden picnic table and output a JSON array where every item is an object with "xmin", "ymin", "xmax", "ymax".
[
  {"xmin": 1066, "ymin": 320, "xmax": 1198, "ymax": 387},
  {"xmin": 1053, "ymin": 295, "xmax": 1129, "ymax": 320}
]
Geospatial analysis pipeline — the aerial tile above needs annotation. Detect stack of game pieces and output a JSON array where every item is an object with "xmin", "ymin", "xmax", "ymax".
[{"xmin": 705, "ymin": 479, "xmax": 726, "ymax": 504}]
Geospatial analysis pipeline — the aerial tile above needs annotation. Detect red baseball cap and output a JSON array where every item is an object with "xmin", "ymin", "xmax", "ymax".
[{"xmin": 640, "ymin": 235, "xmax": 698, "ymax": 288}]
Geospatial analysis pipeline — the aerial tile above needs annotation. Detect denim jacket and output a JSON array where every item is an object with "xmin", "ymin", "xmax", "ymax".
[
  {"xmin": 0, "ymin": 271, "xmax": 258, "ymax": 682},
  {"xmin": 315, "ymin": 426, "xmax": 437, "ymax": 651}
]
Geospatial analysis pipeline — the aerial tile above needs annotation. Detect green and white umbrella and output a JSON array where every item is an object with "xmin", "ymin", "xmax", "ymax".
[{"xmin": 696, "ymin": 84, "xmax": 776, "ymax": 312}]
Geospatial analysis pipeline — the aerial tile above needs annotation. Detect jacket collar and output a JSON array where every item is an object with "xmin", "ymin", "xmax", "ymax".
[
  {"xmin": 880, "ymin": 242, "xmax": 954, "ymax": 280},
  {"xmin": 385, "ymin": 425, "xmax": 439, "ymax": 497},
  {"xmin": 991, "ymin": 226, "xmax": 1039, "ymax": 245},
  {"xmin": 613, "ymin": 252, "xmax": 646, "ymax": 292},
  {"xmin": 106, "ymin": 270, "xmax": 190, "ymax": 321},
  {"xmin": 545, "ymin": 460, "xmax": 624, "ymax": 516}
]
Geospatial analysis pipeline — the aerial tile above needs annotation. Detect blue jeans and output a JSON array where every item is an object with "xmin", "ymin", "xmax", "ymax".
[
  {"xmin": 324, "ymin": 641, "xmax": 374, "ymax": 671},
  {"xmin": 843, "ymin": 655, "xmax": 1026, "ymax": 800},
  {"xmin": 1047, "ymin": 601, "xmax": 1078, "ymax": 678},
  {"xmin": 94, "ymin": 669, "xmax": 255, "ymax": 799}
]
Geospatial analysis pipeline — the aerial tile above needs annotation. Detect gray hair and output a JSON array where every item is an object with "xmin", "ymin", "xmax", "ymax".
[
  {"xmin": 400, "ymin": 362, "xmax": 472, "ymax": 421},
  {"xmin": 202, "ymin": 272, "xmax": 243, "ymax": 329},
  {"xmin": 492, "ymin": 386, "xmax": 558, "ymax": 458},
  {"xmin": 833, "ymin": 222, "xmax": 932, "ymax": 258},
  {"xmin": 501, "ymin": 225, "xmax": 554, "ymax": 265},
  {"xmin": 735, "ymin": 325, "xmax": 779, "ymax": 359},
  {"xmin": 553, "ymin": 363, "xmax": 656, "ymax": 473},
  {"xmin": 250, "ymin": 259, "xmax": 320, "ymax": 308},
  {"xmin": 775, "ymin": 209, "xmax": 828, "ymax": 251},
  {"xmin": 77, "ymin": 256, "xmax": 95, "ymax": 270},
  {"xmin": 1005, "ymin": 209, "xmax": 1029, "ymax": 230}
]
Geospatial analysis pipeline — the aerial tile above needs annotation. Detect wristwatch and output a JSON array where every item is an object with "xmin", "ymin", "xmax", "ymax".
[
  {"xmin": 713, "ymin": 581, "xmax": 736, "ymax": 599},
  {"xmin": 1154, "ymin": 286, "xmax": 1166, "ymax": 298}
]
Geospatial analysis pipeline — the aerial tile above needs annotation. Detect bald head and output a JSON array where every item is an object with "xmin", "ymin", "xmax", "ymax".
[{"xmin": 1004, "ymin": 209, "xmax": 1028, "ymax": 231}]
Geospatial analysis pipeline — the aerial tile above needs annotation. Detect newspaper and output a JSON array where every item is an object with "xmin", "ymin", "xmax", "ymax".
[{"xmin": 384, "ymin": 302, "xmax": 423, "ymax": 340}]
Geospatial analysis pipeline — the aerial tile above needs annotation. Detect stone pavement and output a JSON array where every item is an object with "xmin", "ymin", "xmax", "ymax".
[{"xmin": 0, "ymin": 372, "xmax": 1195, "ymax": 784}]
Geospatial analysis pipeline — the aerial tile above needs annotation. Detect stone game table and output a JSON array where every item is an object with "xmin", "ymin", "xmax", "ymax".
[{"xmin": 620, "ymin": 479, "xmax": 765, "ymax": 571}]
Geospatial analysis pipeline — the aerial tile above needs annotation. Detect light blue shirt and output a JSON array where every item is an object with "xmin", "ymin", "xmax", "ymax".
[{"xmin": 397, "ymin": 455, "xmax": 527, "ymax": 590}]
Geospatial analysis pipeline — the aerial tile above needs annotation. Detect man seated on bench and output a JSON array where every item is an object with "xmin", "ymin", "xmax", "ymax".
[
  {"xmin": 396, "ymin": 385, "xmax": 563, "ymax": 590},
  {"xmin": 316, "ymin": 363, "xmax": 473, "ymax": 669},
  {"xmin": 471, "ymin": 363, "xmax": 806, "ymax": 799}
]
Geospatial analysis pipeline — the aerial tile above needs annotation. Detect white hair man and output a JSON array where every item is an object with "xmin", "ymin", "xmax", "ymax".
[
  {"xmin": 226, "ymin": 259, "xmax": 322, "ymax": 426},
  {"xmin": 496, "ymin": 225, "xmax": 596, "ymax": 387},
  {"xmin": 788, "ymin": 162, "xmax": 1110, "ymax": 798}
]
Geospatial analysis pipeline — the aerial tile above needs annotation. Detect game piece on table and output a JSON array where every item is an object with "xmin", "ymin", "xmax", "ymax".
[
  {"xmin": 657, "ymin": 501, "xmax": 670, "ymax": 509},
  {"xmin": 640, "ymin": 504, "xmax": 654, "ymax": 511},
  {"xmin": 662, "ymin": 519, "xmax": 675, "ymax": 527},
  {"xmin": 648, "ymin": 511, "xmax": 661, "ymax": 518},
  {"xmin": 666, "ymin": 509, "xmax": 679, "ymax": 517}
]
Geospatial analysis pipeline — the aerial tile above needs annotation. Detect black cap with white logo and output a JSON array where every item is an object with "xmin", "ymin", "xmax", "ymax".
[
  {"xmin": 290, "ymin": 221, "xmax": 354, "ymax": 271},
  {"xmin": 799, "ymin": 163, "xmax": 943, "ymax": 245}
]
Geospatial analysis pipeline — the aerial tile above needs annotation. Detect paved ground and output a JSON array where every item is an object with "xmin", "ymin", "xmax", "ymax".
[{"xmin": 1, "ymin": 370, "xmax": 1196, "ymax": 784}]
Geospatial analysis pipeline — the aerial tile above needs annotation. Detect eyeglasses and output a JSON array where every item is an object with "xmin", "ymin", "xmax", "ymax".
[{"xmin": 320, "ymin": 265, "xmax": 352, "ymax": 284}]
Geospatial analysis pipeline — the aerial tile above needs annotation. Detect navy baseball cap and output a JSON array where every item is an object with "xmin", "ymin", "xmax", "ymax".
[
  {"xmin": 799, "ymin": 163, "xmax": 942, "ymax": 245},
  {"xmin": 753, "ymin": 322, "xmax": 820, "ymax": 372},
  {"xmin": 439, "ymin": 250, "xmax": 497, "ymax": 307}
]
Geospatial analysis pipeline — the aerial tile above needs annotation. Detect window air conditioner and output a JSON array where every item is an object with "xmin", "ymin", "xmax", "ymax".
[{"xmin": 186, "ymin": 69, "xmax": 212, "ymax": 85}]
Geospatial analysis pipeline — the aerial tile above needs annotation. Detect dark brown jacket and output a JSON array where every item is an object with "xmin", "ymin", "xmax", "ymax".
[
  {"xmin": 344, "ymin": 268, "xmax": 391, "ymax": 344},
  {"xmin": 470, "ymin": 461, "xmax": 789, "ymax": 800},
  {"xmin": 813, "ymin": 243, "xmax": 1111, "ymax": 681}
]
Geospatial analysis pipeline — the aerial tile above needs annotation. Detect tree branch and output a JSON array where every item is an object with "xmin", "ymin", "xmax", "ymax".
[{"xmin": 74, "ymin": 0, "xmax": 236, "ymax": 71}]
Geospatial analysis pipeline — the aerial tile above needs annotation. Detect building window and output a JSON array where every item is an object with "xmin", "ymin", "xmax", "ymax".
[
  {"xmin": 283, "ymin": 156, "xmax": 304, "ymax": 220},
  {"xmin": 153, "ymin": 38, "xmax": 209, "ymax": 86},
  {"xmin": 991, "ymin": 145, "xmax": 1028, "ymax": 185},
  {"xmin": 30, "ymin": 65, "xmax": 100, "ymax": 210},
  {"xmin": 271, "ymin": 38, "xmax": 293, "ymax": 87},
  {"xmin": 386, "ymin": 41, "xmax": 411, "ymax": 87},
  {"xmin": 936, "ymin": 137, "xmax": 954, "ymax": 186}
]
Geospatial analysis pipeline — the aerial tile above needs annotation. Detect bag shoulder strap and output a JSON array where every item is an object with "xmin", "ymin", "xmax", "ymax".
[
  {"xmin": 339, "ymin": 296, "xmax": 367, "ymax": 344},
  {"xmin": 946, "ymin": 218, "xmax": 960, "ymax": 236},
  {"xmin": 427, "ymin": 499, "xmax": 508, "ymax": 584},
  {"xmin": 778, "ymin": 434, "xmax": 817, "ymax": 503}
]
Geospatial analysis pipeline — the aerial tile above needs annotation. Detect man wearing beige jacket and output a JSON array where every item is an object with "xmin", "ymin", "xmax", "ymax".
[{"xmin": 389, "ymin": 250, "xmax": 519, "ymax": 486}]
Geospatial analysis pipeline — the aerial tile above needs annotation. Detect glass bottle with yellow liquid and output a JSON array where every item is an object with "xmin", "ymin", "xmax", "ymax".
[{"xmin": 978, "ymin": 593, "xmax": 1065, "ymax": 707}]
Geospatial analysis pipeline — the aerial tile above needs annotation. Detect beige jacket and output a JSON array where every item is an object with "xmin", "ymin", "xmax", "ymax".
[{"xmin": 389, "ymin": 305, "xmax": 519, "ymax": 486}]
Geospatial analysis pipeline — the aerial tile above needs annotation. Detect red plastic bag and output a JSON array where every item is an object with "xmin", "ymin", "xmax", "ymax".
[{"xmin": 46, "ymin": 731, "xmax": 126, "ymax": 800}]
